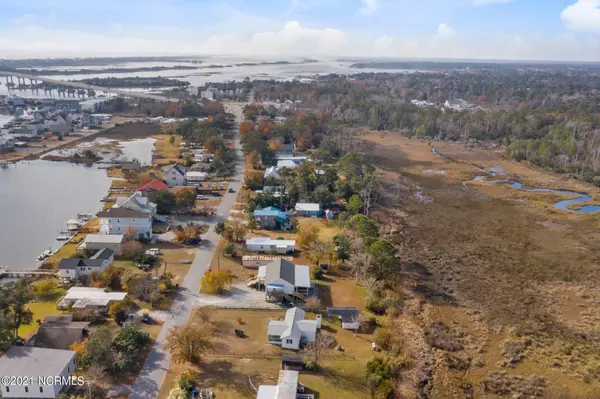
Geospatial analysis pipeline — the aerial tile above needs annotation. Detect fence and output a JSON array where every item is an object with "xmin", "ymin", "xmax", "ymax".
[{"xmin": 205, "ymin": 351, "xmax": 355, "ymax": 361}]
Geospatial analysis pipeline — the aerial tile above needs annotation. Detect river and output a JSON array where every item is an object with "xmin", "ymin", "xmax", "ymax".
[
  {"xmin": 474, "ymin": 166, "xmax": 600, "ymax": 214},
  {"xmin": 0, "ymin": 161, "xmax": 113, "ymax": 269}
]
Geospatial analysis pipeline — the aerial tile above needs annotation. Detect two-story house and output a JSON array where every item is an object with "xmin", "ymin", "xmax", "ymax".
[
  {"xmin": 162, "ymin": 164, "xmax": 186, "ymax": 187},
  {"xmin": 96, "ymin": 208, "xmax": 152, "ymax": 238},
  {"xmin": 57, "ymin": 248, "xmax": 115, "ymax": 280}
]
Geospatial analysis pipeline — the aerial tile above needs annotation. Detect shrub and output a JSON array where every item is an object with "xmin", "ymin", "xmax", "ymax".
[
  {"xmin": 366, "ymin": 296, "xmax": 387, "ymax": 315},
  {"xmin": 311, "ymin": 267, "xmax": 324, "ymax": 280},
  {"xmin": 304, "ymin": 297, "xmax": 323, "ymax": 313},
  {"xmin": 121, "ymin": 240, "xmax": 145, "ymax": 260},
  {"xmin": 374, "ymin": 328, "xmax": 391, "ymax": 350},
  {"xmin": 304, "ymin": 360, "xmax": 319, "ymax": 371},
  {"xmin": 234, "ymin": 329, "xmax": 245, "ymax": 338},
  {"xmin": 200, "ymin": 270, "xmax": 232, "ymax": 294},
  {"xmin": 176, "ymin": 370, "xmax": 196, "ymax": 391},
  {"xmin": 423, "ymin": 322, "xmax": 464, "ymax": 351},
  {"xmin": 223, "ymin": 243, "xmax": 236, "ymax": 257}
]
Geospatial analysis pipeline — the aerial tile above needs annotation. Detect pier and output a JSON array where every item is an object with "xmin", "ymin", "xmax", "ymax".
[
  {"xmin": 0, "ymin": 267, "xmax": 56, "ymax": 279},
  {"xmin": 0, "ymin": 70, "xmax": 182, "ymax": 103}
]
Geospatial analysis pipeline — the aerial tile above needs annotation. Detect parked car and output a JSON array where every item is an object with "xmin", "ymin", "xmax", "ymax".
[
  {"xmin": 228, "ymin": 188, "xmax": 235, "ymax": 193},
  {"xmin": 197, "ymin": 195, "xmax": 209, "ymax": 200},
  {"xmin": 212, "ymin": 192, "xmax": 221, "ymax": 197},
  {"xmin": 145, "ymin": 248, "xmax": 160, "ymax": 256}
]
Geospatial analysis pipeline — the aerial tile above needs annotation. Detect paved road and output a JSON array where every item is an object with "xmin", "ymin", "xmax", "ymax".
[{"xmin": 129, "ymin": 105, "xmax": 246, "ymax": 399}]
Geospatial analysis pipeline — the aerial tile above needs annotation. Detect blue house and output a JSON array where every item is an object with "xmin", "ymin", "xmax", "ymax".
[
  {"xmin": 295, "ymin": 203, "xmax": 323, "ymax": 217},
  {"xmin": 254, "ymin": 206, "xmax": 290, "ymax": 230}
]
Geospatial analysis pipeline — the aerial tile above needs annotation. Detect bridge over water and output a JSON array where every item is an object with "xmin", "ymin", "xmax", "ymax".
[{"xmin": 0, "ymin": 70, "xmax": 182, "ymax": 103}]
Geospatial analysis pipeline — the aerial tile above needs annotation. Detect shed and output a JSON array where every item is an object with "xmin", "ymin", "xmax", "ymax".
[{"xmin": 281, "ymin": 354, "xmax": 304, "ymax": 371}]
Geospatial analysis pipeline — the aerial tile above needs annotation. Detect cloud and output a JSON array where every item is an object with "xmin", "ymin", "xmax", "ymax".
[
  {"xmin": 374, "ymin": 36, "xmax": 394, "ymax": 54},
  {"xmin": 436, "ymin": 23, "xmax": 457, "ymax": 38},
  {"xmin": 561, "ymin": 0, "xmax": 600, "ymax": 33},
  {"xmin": 472, "ymin": 0, "xmax": 516, "ymax": 5},
  {"xmin": 359, "ymin": 0, "xmax": 378, "ymax": 15}
]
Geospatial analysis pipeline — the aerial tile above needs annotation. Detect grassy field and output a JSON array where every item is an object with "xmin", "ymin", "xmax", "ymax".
[
  {"xmin": 158, "ymin": 308, "xmax": 373, "ymax": 399},
  {"xmin": 19, "ymin": 287, "xmax": 67, "ymax": 339},
  {"xmin": 362, "ymin": 131, "xmax": 600, "ymax": 398},
  {"xmin": 152, "ymin": 134, "xmax": 181, "ymax": 166}
]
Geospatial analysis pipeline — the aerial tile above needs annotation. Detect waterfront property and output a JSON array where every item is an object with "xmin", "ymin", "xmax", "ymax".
[
  {"xmin": 294, "ymin": 203, "xmax": 322, "ymax": 217},
  {"xmin": 246, "ymin": 238, "xmax": 295, "ymax": 254},
  {"xmin": 162, "ymin": 164, "xmax": 186, "ymax": 187},
  {"xmin": 0, "ymin": 346, "xmax": 77, "ymax": 399},
  {"xmin": 138, "ymin": 179, "xmax": 169, "ymax": 193},
  {"xmin": 97, "ymin": 207, "xmax": 152, "ymax": 237},
  {"xmin": 267, "ymin": 308, "xmax": 320, "ymax": 350},
  {"xmin": 76, "ymin": 234, "xmax": 124, "ymax": 254},
  {"xmin": 253, "ymin": 206, "xmax": 290, "ymax": 230},
  {"xmin": 57, "ymin": 248, "xmax": 115, "ymax": 279},
  {"xmin": 257, "ymin": 258, "xmax": 311, "ymax": 299},
  {"xmin": 114, "ymin": 191, "xmax": 157, "ymax": 217},
  {"xmin": 30, "ymin": 315, "xmax": 90, "ymax": 350},
  {"xmin": 121, "ymin": 160, "xmax": 141, "ymax": 172}
]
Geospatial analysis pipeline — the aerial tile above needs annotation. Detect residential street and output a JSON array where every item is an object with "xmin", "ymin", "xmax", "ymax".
[{"xmin": 129, "ymin": 104, "xmax": 246, "ymax": 399}]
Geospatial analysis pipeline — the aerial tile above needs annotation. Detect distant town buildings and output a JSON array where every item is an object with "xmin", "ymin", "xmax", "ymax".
[{"xmin": 444, "ymin": 99, "xmax": 476, "ymax": 111}]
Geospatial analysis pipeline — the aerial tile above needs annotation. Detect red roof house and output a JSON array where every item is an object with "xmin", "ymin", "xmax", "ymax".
[{"xmin": 138, "ymin": 179, "xmax": 169, "ymax": 193}]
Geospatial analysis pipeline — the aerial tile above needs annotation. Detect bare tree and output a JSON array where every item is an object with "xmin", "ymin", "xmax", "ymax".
[
  {"xmin": 359, "ymin": 171, "xmax": 378, "ymax": 217},
  {"xmin": 348, "ymin": 253, "xmax": 372, "ymax": 282}
]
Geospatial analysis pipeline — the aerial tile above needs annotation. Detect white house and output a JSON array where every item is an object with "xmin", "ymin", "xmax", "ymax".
[
  {"xmin": 263, "ymin": 166, "xmax": 281, "ymax": 184},
  {"xmin": 57, "ymin": 287, "xmax": 128, "ymax": 313},
  {"xmin": 246, "ymin": 238, "xmax": 295, "ymax": 254},
  {"xmin": 162, "ymin": 164, "xmax": 186, "ymax": 187},
  {"xmin": 76, "ymin": 234, "xmax": 124, "ymax": 253},
  {"xmin": 96, "ymin": 208, "xmax": 152, "ymax": 238},
  {"xmin": 257, "ymin": 370, "xmax": 303, "ymax": 399},
  {"xmin": 114, "ymin": 191, "xmax": 157, "ymax": 217},
  {"xmin": 327, "ymin": 307, "xmax": 361, "ymax": 330},
  {"xmin": 444, "ymin": 99, "xmax": 475, "ymax": 111},
  {"xmin": 276, "ymin": 160, "xmax": 299, "ymax": 171},
  {"xmin": 267, "ymin": 308, "xmax": 320, "ymax": 350},
  {"xmin": 0, "ymin": 346, "xmax": 77, "ymax": 399},
  {"xmin": 57, "ymin": 248, "xmax": 115, "ymax": 279},
  {"xmin": 185, "ymin": 171, "xmax": 206, "ymax": 185},
  {"xmin": 258, "ymin": 258, "xmax": 311, "ymax": 297}
]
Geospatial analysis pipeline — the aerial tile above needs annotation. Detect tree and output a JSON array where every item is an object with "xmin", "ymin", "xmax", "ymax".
[
  {"xmin": 223, "ymin": 243, "xmax": 236, "ymax": 257},
  {"xmin": 121, "ymin": 240, "xmax": 145, "ymax": 260},
  {"xmin": 348, "ymin": 253, "xmax": 372, "ymax": 282},
  {"xmin": 247, "ymin": 216, "xmax": 258, "ymax": 232},
  {"xmin": 297, "ymin": 223, "xmax": 320, "ymax": 248},
  {"xmin": 80, "ymin": 327, "xmax": 116, "ymax": 372},
  {"xmin": 308, "ymin": 239, "xmax": 330, "ymax": 267},
  {"xmin": 311, "ymin": 185, "xmax": 336, "ymax": 208},
  {"xmin": 34, "ymin": 278, "xmax": 57, "ymax": 296},
  {"xmin": 175, "ymin": 188, "xmax": 196, "ymax": 209},
  {"xmin": 347, "ymin": 194, "xmax": 363, "ymax": 214},
  {"xmin": 101, "ymin": 265, "xmax": 124, "ymax": 290},
  {"xmin": 9, "ymin": 281, "xmax": 33, "ymax": 339},
  {"xmin": 214, "ymin": 221, "xmax": 226, "ymax": 235},
  {"xmin": 333, "ymin": 234, "xmax": 350, "ymax": 263},
  {"xmin": 108, "ymin": 297, "xmax": 139, "ymax": 324},
  {"xmin": 127, "ymin": 275, "xmax": 160, "ymax": 303},
  {"xmin": 124, "ymin": 226, "xmax": 136, "ymax": 240},
  {"xmin": 239, "ymin": 121, "xmax": 255, "ymax": 135},
  {"xmin": 201, "ymin": 270, "xmax": 232, "ymax": 294},
  {"xmin": 349, "ymin": 214, "xmax": 379, "ymax": 239},
  {"xmin": 222, "ymin": 220, "xmax": 246, "ymax": 243},
  {"xmin": 165, "ymin": 324, "xmax": 213, "ymax": 364},
  {"xmin": 359, "ymin": 172, "xmax": 378, "ymax": 217},
  {"xmin": 112, "ymin": 323, "xmax": 150, "ymax": 371},
  {"xmin": 368, "ymin": 240, "xmax": 397, "ymax": 278},
  {"xmin": 148, "ymin": 190, "xmax": 177, "ymax": 214},
  {"xmin": 169, "ymin": 135, "xmax": 175, "ymax": 145},
  {"xmin": 244, "ymin": 170, "xmax": 263, "ymax": 190}
]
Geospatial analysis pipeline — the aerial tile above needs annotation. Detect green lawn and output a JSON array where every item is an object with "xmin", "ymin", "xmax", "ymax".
[
  {"xmin": 113, "ymin": 260, "xmax": 145, "ymax": 277},
  {"xmin": 19, "ymin": 288, "xmax": 67, "ymax": 339}
]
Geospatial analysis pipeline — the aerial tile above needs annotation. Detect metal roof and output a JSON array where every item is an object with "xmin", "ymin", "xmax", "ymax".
[
  {"xmin": 97, "ymin": 207, "xmax": 149, "ymax": 218},
  {"xmin": 0, "ymin": 346, "xmax": 75, "ymax": 378},
  {"xmin": 327, "ymin": 307, "xmax": 359, "ymax": 323}
]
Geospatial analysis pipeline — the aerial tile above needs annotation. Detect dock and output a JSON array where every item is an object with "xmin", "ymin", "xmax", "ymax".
[{"xmin": 0, "ymin": 267, "xmax": 56, "ymax": 279}]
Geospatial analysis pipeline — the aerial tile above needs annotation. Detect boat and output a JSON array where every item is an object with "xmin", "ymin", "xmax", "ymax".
[
  {"xmin": 36, "ymin": 249, "xmax": 53, "ymax": 261},
  {"xmin": 56, "ymin": 235, "xmax": 71, "ymax": 241}
]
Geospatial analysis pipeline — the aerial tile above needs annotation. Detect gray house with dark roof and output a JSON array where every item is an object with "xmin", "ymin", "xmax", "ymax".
[
  {"xmin": 58, "ymin": 248, "xmax": 114, "ymax": 279},
  {"xmin": 31, "ymin": 315, "xmax": 91, "ymax": 350},
  {"xmin": 257, "ymin": 258, "xmax": 311, "ymax": 298}
]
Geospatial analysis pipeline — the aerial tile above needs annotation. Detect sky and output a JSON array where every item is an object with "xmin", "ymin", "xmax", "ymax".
[{"xmin": 0, "ymin": 0, "xmax": 599, "ymax": 61}]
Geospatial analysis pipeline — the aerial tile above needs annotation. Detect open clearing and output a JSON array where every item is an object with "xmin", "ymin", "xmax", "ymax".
[{"xmin": 363, "ymin": 131, "xmax": 600, "ymax": 398}]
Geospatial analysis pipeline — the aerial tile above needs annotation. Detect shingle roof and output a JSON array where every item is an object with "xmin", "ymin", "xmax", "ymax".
[
  {"xmin": 35, "ymin": 320, "xmax": 91, "ymax": 350},
  {"xmin": 327, "ymin": 307, "xmax": 359, "ymax": 323},
  {"xmin": 96, "ymin": 207, "xmax": 149, "ymax": 218},
  {"xmin": 0, "ymin": 346, "xmax": 76, "ymax": 378},
  {"xmin": 138, "ymin": 179, "xmax": 168, "ymax": 192},
  {"xmin": 266, "ymin": 258, "xmax": 296, "ymax": 285},
  {"xmin": 90, "ymin": 248, "xmax": 115, "ymax": 260},
  {"xmin": 163, "ymin": 163, "xmax": 186, "ymax": 175},
  {"xmin": 58, "ymin": 258, "xmax": 105, "ymax": 270}
]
